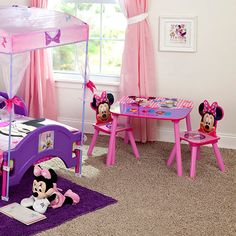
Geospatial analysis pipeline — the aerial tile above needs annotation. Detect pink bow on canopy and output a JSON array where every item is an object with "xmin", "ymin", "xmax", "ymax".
[
  {"xmin": 203, "ymin": 100, "xmax": 218, "ymax": 116},
  {"xmin": 34, "ymin": 165, "xmax": 51, "ymax": 179},
  {"xmin": 2, "ymin": 96, "xmax": 25, "ymax": 113},
  {"xmin": 94, "ymin": 91, "xmax": 108, "ymax": 107},
  {"xmin": 45, "ymin": 29, "xmax": 61, "ymax": 46}
]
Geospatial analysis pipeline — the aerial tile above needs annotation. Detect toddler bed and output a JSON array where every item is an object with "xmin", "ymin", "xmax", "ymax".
[
  {"xmin": 0, "ymin": 113, "xmax": 83, "ymax": 198},
  {"xmin": 0, "ymin": 6, "xmax": 89, "ymax": 201}
]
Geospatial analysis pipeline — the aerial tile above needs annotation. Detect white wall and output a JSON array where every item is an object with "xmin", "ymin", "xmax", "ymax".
[
  {"xmin": 1, "ymin": 0, "xmax": 235, "ymax": 149},
  {"xmin": 57, "ymin": 0, "xmax": 236, "ymax": 149},
  {"xmin": 148, "ymin": 0, "xmax": 236, "ymax": 148}
]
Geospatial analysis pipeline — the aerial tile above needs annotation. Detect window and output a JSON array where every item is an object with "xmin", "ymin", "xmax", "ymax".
[{"xmin": 49, "ymin": 0, "xmax": 126, "ymax": 80}]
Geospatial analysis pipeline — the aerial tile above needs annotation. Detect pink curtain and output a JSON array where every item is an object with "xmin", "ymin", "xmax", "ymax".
[
  {"xmin": 20, "ymin": 0, "xmax": 57, "ymax": 120},
  {"xmin": 119, "ymin": 0, "xmax": 157, "ymax": 142}
]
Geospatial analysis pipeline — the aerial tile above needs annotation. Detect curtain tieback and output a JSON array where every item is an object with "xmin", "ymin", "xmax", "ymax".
[{"xmin": 127, "ymin": 12, "xmax": 148, "ymax": 25}]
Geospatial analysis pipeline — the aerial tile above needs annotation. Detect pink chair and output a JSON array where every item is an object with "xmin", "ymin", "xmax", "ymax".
[
  {"xmin": 87, "ymin": 91, "xmax": 139, "ymax": 164},
  {"xmin": 167, "ymin": 100, "xmax": 225, "ymax": 178}
]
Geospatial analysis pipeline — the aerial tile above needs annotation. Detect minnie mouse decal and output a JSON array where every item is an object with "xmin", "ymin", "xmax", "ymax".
[
  {"xmin": 198, "ymin": 100, "xmax": 224, "ymax": 137},
  {"xmin": 91, "ymin": 91, "xmax": 114, "ymax": 125}
]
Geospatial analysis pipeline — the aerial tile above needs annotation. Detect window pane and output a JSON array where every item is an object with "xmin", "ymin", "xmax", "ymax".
[
  {"xmin": 88, "ymin": 40, "xmax": 100, "ymax": 74},
  {"xmin": 77, "ymin": 3, "xmax": 101, "ymax": 39},
  {"xmin": 50, "ymin": 1, "xmax": 126, "ymax": 78},
  {"xmin": 102, "ymin": 4, "xmax": 126, "ymax": 39},
  {"xmin": 102, "ymin": 40, "xmax": 123, "ymax": 76},
  {"xmin": 53, "ymin": 45, "xmax": 76, "ymax": 71},
  {"xmin": 54, "ymin": 2, "xmax": 76, "ymax": 15}
]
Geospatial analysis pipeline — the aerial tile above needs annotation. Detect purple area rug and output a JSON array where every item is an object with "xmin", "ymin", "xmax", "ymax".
[{"xmin": 0, "ymin": 168, "xmax": 117, "ymax": 236}]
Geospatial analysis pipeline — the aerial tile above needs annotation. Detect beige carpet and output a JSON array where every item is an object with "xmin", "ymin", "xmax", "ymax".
[{"xmin": 37, "ymin": 135, "xmax": 236, "ymax": 236}]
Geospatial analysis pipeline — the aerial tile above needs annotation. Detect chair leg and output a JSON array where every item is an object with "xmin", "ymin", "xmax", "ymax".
[
  {"xmin": 87, "ymin": 129, "xmax": 99, "ymax": 156},
  {"xmin": 111, "ymin": 136, "xmax": 116, "ymax": 165},
  {"xmin": 124, "ymin": 117, "xmax": 130, "ymax": 144},
  {"xmin": 196, "ymin": 147, "xmax": 201, "ymax": 160},
  {"xmin": 127, "ymin": 131, "xmax": 140, "ymax": 159},
  {"xmin": 124, "ymin": 131, "xmax": 129, "ymax": 144},
  {"xmin": 190, "ymin": 146, "xmax": 198, "ymax": 178},
  {"xmin": 212, "ymin": 143, "xmax": 225, "ymax": 172},
  {"xmin": 167, "ymin": 144, "xmax": 176, "ymax": 167}
]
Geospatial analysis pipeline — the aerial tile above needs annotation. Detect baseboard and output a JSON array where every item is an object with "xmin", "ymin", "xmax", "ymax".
[
  {"xmin": 58, "ymin": 117, "xmax": 236, "ymax": 150},
  {"xmin": 57, "ymin": 117, "xmax": 95, "ymax": 133}
]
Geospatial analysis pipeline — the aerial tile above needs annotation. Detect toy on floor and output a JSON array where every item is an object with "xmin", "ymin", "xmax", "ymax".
[
  {"xmin": 21, "ymin": 165, "xmax": 80, "ymax": 214},
  {"xmin": 198, "ymin": 100, "xmax": 224, "ymax": 137},
  {"xmin": 91, "ymin": 91, "xmax": 114, "ymax": 125}
]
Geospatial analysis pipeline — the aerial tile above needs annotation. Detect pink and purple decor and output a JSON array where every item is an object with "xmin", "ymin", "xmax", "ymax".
[
  {"xmin": 0, "ymin": 5, "xmax": 89, "ymax": 200},
  {"xmin": 0, "ymin": 168, "xmax": 117, "ymax": 236},
  {"xmin": 0, "ymin": 6, "xmax": 88, "ymax": 54}
]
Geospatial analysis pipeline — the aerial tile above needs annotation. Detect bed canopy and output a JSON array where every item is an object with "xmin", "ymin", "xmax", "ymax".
[
  {"xmin": 0, "ymin": 6, "xmax": 88, "ymax": 54},
  {"xmin": 0, "ymin": 6, "xmax": 89, "ymax": 201}
]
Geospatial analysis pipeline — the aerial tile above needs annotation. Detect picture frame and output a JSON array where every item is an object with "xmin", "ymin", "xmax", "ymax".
[{"xmin": 159, "ymin": 16, "xmax": 197, "ymax": 52}]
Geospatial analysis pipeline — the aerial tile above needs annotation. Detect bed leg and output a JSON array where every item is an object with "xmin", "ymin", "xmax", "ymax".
[
  {"xmin": 1, "ymin": 160, "xmax": 9, "ymax": 201},
  {"xmin": 75, "ymin": 141, "xmax": 81, "ymax": 176}
]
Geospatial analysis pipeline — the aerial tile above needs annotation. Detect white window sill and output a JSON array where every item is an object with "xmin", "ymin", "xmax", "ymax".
[{"xmin": 54, "ymin": 72, "xmax": 120, "ymax": 87}]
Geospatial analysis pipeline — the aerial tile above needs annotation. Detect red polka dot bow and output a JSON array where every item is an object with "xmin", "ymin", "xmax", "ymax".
[
  {"xmin": 94, "ymin": 91, "xmax": 108, "ymax": 107},
  {"xmin": 203, "ymin": 100, "xmax": 218, "ymax": 116}
]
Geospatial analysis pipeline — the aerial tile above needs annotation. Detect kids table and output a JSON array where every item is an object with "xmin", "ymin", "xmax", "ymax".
[{"xmin": 107, "ymin": 96, "xmax": 194, "ymax": 176}]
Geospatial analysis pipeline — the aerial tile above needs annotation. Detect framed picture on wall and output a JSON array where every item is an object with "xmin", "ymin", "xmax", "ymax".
[{"xmin": 159, "ymin": 16, "xmax": 197, "ymax": 52}]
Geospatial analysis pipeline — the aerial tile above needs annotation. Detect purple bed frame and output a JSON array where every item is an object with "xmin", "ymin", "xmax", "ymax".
[
  {"xmin": 3, "ymin": 126, "xmax": 81, "ymax": 185},
  {"xmin": 0, "ymin": 92, "xmax": 82, "ymax": 199},
  {"xmin": 0, "ymin": 6, "xmax": 89, "ymax": 201}
]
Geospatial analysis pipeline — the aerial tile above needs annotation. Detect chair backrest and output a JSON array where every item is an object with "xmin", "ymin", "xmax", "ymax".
[
  {"xmin": 0, "ymin": 91, "xmax": 28, "ymax": 116},
  {"xmin": 198, "ymin": 100, "xmax": 224, "ymax": 137},
  {"xmin": 90, "ymin": 91, "xmax": 114, "ymax": 125}
]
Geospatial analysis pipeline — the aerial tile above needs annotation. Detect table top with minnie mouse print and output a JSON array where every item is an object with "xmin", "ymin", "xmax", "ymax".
[
  {"xmin": 110, "ymin": 96, "xmax": 193, "ymax": 120},
  {"xmin": 107, "ymin": 96, "xmax": 194, "ymax": 177}
]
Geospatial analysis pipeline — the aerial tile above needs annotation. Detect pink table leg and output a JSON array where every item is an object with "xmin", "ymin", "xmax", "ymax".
[
  {"xmin": 124, "ymin": 117, "xmax": 130, "ymax": 144},
  {"xmin": 173, "ymin": 121, "xmax": 182, "ymax": 176},
  {"xmin": 185, "ymin": 112, "xmax": 193, "ymax": 154},
  {"xmin": 185, "ymin": 113, "xmax": 192, "ymax": 131},
  {"xmin": 106, "ymin": 115, "xmax": 118, "ymax": 166}
]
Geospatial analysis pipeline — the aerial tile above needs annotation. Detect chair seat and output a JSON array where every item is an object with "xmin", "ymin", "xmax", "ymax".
[
  {"xmin": 180, "ymin": 131, "xmax": 220, "ymax": 146},
  {"xmin": 93, "ymin": 122, "xmax": 132, "ymax": 134}
]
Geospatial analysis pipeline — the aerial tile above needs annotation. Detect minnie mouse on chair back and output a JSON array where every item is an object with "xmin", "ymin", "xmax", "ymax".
[
  {"xmin": 90, "ymin": 91, "xmax": 114, "ymax": 125},
  {"xmin": 198, "ymin": 100, "xmax": 224, "ymax": 137}
]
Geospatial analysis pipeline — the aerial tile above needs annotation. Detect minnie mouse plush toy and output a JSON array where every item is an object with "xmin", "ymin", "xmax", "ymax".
[{"xmin": 21, "ymin": 165, "xmax": 80, "ymax": 214}]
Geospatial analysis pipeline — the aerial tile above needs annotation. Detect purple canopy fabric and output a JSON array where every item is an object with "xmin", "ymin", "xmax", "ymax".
[{"xmin": 0, "ymin": 6, "xmax": 89, "ymax": 54}]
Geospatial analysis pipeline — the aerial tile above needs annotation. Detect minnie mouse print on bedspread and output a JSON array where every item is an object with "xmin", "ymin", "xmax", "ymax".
[
  {"xmin": 198, "ymin": 100, "xmax": 224, "ymax": 137},
  {"xmin": 90, "ymin": 91, "xmax": 114, "ymax": 125},
  {"xmin": 20, "ymin": 166, "xmax": 80, "ymax": 214}
]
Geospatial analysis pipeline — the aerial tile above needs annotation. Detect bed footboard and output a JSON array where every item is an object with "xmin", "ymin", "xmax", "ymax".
[{"xmin": 3, "ymin": 125, "xmax": 82, "ymax": 186}]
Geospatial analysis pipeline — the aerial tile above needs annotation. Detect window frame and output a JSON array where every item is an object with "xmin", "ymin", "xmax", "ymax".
[{"xmin": 53, "ymin": 0, "xmax": 124, "ymax": 84}]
